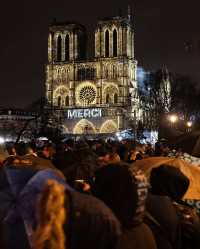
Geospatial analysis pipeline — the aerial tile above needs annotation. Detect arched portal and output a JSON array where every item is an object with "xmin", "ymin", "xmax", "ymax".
[
  {"xmin": 53, "ymin": 86, "xmax": 69, "ymax": 107},
  {"xmin": 103, "ymin": 83, "xmax": 119, "ymax": 104},
  {"xmin": 100, "ymin": 120, "xmax": 118, "ymax": 133},
  {"xmin": 73, "ymin": 119, "xmax": 96, "ymax": 134}
]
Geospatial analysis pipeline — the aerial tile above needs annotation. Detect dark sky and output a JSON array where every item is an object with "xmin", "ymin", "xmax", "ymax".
[{"xmin": 0, "ymin": 0, "xmax": 200, "ymax": 108}]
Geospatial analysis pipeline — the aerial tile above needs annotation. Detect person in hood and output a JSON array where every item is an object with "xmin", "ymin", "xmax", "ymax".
[
  {"xmin": 150, "ymin": 165, "xmax": 189, "ymax": 201},
  {"xmin": 92, "ymin": 163, "xmax": 157, "ymax": 249},
  {"xmin": 146, "ymin": 164, "xmax": 200, "ymax": 249},
  {"xmin": 61, "ymin": 140, "xmax": 98, "ymax": 187},
  {"xmin": 52, "ymin": 142, "xmax": 76, "ymax": 180},
  {"xmin": 34, "ymin": 180, "xmax": 121, "ymax": 249}
]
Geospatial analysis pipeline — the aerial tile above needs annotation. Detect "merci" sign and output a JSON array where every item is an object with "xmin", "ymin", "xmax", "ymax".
[{"xmin": 66, "ymin": 108, "xmax": 102, "ymax": 119}]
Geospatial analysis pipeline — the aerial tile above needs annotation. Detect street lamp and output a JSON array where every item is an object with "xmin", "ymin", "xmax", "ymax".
[
  {"xmin": 169, "ymin": 114, "xmax": 178, "ymax": 124},
  {"xmin": 186, "ymin": 121, "xmax": 192, "ymax": 128},
  {"xmin": 186, "ymin": 121, "xmax": 192, "ymax": 132}
]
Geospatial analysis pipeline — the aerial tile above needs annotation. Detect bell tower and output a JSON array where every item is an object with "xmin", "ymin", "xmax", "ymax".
[
  {"xmin": 48, "ymin": 21, "xmax": 86, "ymax": 62},
  {"xmin": 94, "ymin": 7, "xmax": 139, "ymax": 129},
  {"xmin": 95, "ymin": 7, "xmax": 134, "ymax": 59},
  {"xmin": 46, "ymin": 21, "xmax": 87, "ymax": 108}
]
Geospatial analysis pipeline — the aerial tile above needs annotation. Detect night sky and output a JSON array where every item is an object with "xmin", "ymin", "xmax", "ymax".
[{"xmin": 0, "ymin": 0, "xmax": 200, "ymax": 108}]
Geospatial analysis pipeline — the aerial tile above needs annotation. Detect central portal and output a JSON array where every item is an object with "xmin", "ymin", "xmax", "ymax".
[{"xmin": 73, "ymin": 119, "xmax": 96, "ymax": 134}]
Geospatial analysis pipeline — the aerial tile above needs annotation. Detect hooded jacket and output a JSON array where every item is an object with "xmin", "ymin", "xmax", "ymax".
[
  {"xmin": 66, "ymin": 190, "xmax": 121, "ymax": 249},
  {"xmin": 61, "ymin": 141, "xmax": 98, "ymax": 186},
  {"xmin": 146, "ymin": 164, "xmax": 190, "ymax": 249},
  {"xmin": 92, "ymin": 163, "xmax": 157, "ymax": 249},
  {"xmin": 150, "ymin": 165, "xmax": 189, "ymax": 201}
]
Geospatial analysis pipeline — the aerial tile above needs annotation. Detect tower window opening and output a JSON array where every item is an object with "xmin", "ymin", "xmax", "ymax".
[
  {"xmin": 105, "ymin": 30, "xmax": 109, "ymax": 57},
  {"xmin": 113, "ymin": 29, "xmax": 117, "ymax": 57},
  {"xmin": 57, "ymin": 35, "xmax": 62, "ymax": 61},
  {"xmin": 65, "ymin": 34, "xmax": 70, "ymax": 61}
]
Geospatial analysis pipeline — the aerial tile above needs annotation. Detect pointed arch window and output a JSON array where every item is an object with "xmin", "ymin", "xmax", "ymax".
[
  {"xmin": 106, "ymin": 94, "xmax": 110, "ymax": 104},
  {"xmin": 65, "ymin": 96, "xmax": 69, "ymax": 106},
  {"xmin": 65, "ymin": 34, "xmax": 70, "ymax": 61},
  {"xmin": 114, "ymin": 93, "xmax": 118, "ymax": 103},
  {"xmin": 57, "ymin": 35, "xmax": 62, "ymax": 61},
  {"xmin": 113, "ymin": 29, "xmax": 117, "ymax": 57},
  {"xmin": 57, "ymin": 96, "xmax": 61, "ymax": 107},
  {"xmin": 105, "ymin": 30, "xmax": 109, "ymax": 57}
]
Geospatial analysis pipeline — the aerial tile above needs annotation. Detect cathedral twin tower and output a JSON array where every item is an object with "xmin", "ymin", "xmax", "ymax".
[{"xmin": 46, "ymin": 9, "xmax": 139, "ymax": 134}]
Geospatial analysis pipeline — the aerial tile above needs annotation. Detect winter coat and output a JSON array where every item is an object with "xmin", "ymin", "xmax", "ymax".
[
  {"xmin": 145, "ymin": 194, "xmax": 181, "ymax": 249},
  {"xmin": 146, "ymin": 164, "xmax": 197, "ymax": 249},
  {"xmin": 92, "ymin": 163, "xmax": 157, "ymax": 249}
]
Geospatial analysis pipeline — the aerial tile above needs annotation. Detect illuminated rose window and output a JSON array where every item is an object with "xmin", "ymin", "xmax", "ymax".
[{"xmin": 77, "ymin": 83, "xmax": 97, "ymax": 105}]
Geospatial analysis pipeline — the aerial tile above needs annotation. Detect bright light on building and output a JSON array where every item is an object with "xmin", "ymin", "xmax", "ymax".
[
  {"xmin": 0, "ymin": 137, "xmax": 5, "ymax": 144},
  {"xmin": 38, "ymin": 137, "xmax": 49, "ymax": 141},
  {"xmin": 118, "ymin": 136, "xmax": 123, "ymax": 141},
  {"xmin": 169, "ymin": 115, "xmax": 178, "ymax": 123},
  {"xmin": 116, "ymin": 132, "xmax": 120, "ymax": 137}
]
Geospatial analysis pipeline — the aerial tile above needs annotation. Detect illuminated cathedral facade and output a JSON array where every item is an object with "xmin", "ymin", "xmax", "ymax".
[{"xmin": 46, "ymin": 10, "xmax": 140, "ymax": 134}]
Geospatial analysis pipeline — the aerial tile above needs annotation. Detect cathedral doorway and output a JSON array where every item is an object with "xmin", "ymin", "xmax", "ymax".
[
  {"xmin": 73, "ymin": 119, "xmax": 96, "ymax": 134},
  {"xmin": 100, "ymin": 120, "xmax": 118, "ymax": 133}
]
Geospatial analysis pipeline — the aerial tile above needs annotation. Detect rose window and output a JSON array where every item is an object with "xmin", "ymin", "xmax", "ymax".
[{"xmin": 76, "ymin": 83, "xmax": 97, "ymax": 105}]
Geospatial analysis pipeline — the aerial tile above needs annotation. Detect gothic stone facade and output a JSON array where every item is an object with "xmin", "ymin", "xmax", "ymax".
[{"xmin": 46, "ymin": 14, "xmax": 139, "ymax": 134}]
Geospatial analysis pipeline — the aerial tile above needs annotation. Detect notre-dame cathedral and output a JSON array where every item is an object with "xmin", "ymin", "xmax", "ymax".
[{"xmin": 46, "ymin": 8, "xmax": 141, "ymax": 134}]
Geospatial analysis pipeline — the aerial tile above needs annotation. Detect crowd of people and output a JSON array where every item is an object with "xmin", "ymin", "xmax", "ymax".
[{"xmin": 0, "ymin": 138, "xmax": 199, "ymax": 249}]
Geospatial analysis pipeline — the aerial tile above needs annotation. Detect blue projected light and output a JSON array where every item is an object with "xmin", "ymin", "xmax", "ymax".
[{"xmin": 137, "ymin": 67, "xmax": 150, "ymax": 89}]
